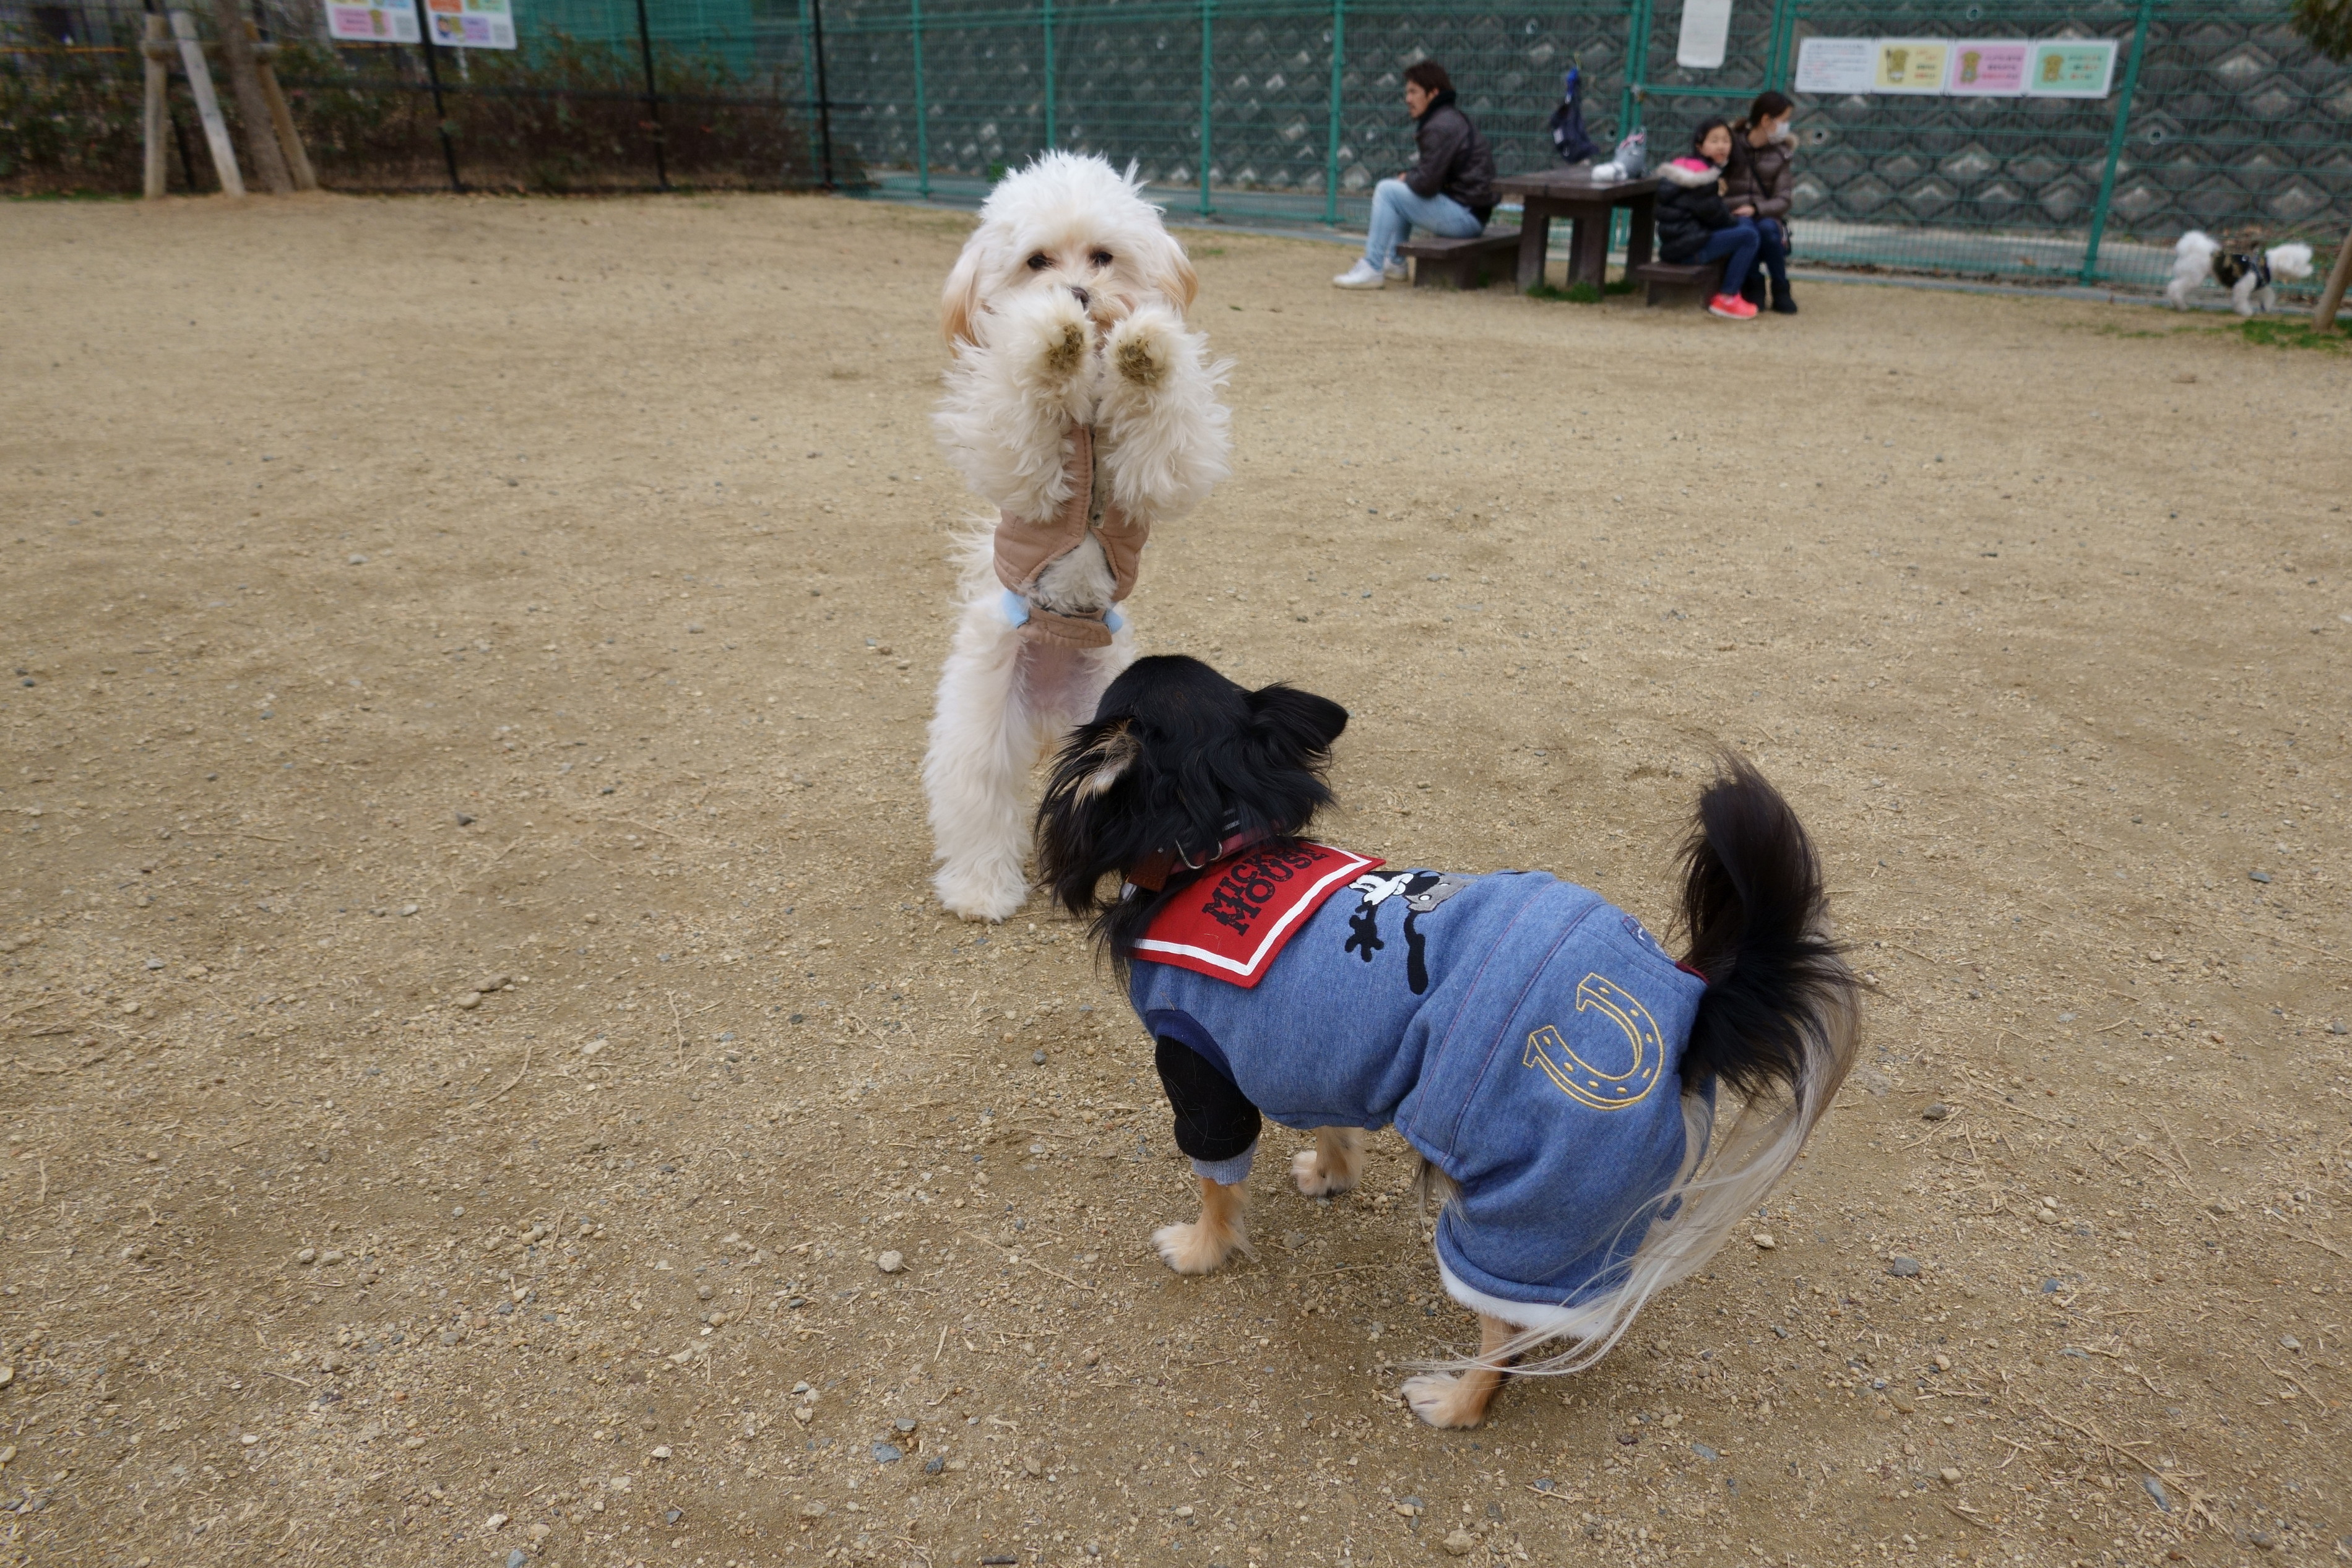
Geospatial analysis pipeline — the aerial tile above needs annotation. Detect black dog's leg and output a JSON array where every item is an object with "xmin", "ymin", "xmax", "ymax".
[
  {"xmin": 1154, "ymin": 1036, "xmax": 1261, "ymax": 1168},
  {"xmin": 1151, "ymin": 1035, "xmax": 1261, "ymax": 1272}
]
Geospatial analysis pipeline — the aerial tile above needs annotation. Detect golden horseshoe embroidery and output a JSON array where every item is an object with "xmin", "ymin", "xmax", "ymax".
[{"xmin": 1521, "ymin": 973, "xmax": 1666, "ymax": 1111}]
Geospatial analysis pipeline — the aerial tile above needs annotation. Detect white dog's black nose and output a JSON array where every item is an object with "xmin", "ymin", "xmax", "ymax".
[{"xmin": 1070, "ymin": 285, "xmax": 1092, "ymax": 309}]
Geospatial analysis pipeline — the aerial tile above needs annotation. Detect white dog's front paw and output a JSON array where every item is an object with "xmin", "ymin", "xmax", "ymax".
[
  {"xmin": 991, "ymin": 287, "xmax": 1094, "ymax": 386},
  {"xmin": 1400, "ymin": 1371, "xmax": 1492, "ymax": 1429},
  {"xmin": 1107, "ymin": 306, "xmax": 1179, "ymax": 390},
  {"xmin": 1151, "ymin": 1219, "xmax": 1239, "ymax": 1275},
  {"xmin": 933, "ymin": 858, "xmax": 1027, "ymax": 923}
]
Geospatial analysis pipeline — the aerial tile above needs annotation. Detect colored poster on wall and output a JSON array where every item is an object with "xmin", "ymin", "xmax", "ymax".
[
  {"xmin": 324, "ymin": 0, "xmax": 420, "ymax": 42},
  {"xmin": 1945, "ymin": 40, "xmax": 2030, "ymax": 96},
  {"xmin": 1675, "ymin": 0, "xmax": 1735, "ymax": 70},
  {"xmin": 2025, "ymin": 39, "xmax": 2118, "ymax": 97},
  {"xmin": 425, "ymin": 0, "xmax": 517, "ymax": 48},
  {"xmin": 1873, "ymin": 38, "xmax": 1950, "ymax": 93},
  {"xmin": 1793, "ymin": 36, "xmax": 1876, "ymax": 95}
]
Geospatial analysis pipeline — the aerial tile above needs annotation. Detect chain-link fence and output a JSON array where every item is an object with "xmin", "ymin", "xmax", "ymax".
[
  {"xmin": 826, "ymin": 0, "xmax": 2349, "ymax": 290},
  {"xmin": 6, "ymin": 0, "xmax": 2345, "ymax": 291}
]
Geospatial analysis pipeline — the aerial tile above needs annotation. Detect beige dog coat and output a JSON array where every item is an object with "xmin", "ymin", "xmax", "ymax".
[{"xmin": 992, "ymin": 426, "xmax": 1147, "ymax": 648}]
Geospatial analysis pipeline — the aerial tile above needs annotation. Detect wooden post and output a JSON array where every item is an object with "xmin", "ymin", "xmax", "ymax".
[
  {"xmin": 142, "ymin": 13, "xmax": 171, "ymax": 199},
  {"xmin": 210, "ymin": 0, "xmax": 292, "ymax": 192},
  {"xmin": 2315, "ymin": 229, "xmax": 2352, "ymax": 335},
  {"xmin": 249, "ymin": 30, "xmax": 318, "ymax": 191},
  {"xmin": 168, "ymin": 8, "xmax": 244, "ymax": 197}
]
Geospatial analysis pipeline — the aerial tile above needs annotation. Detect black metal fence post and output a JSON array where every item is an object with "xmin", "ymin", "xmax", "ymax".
[
  {"xmin": 808, "ymin": 0, "xmax": 836, "ymax": 189},
  {"xmin": 633, "ymin": 0, "xmax": 670, "ymax": 189},
  {"xmin": 170, "ymin": 101, "xmax": 199, "ymax": 189},
  {"xmin": 412, "ymin": 0, "xmax": 464, "ymax": 191}
]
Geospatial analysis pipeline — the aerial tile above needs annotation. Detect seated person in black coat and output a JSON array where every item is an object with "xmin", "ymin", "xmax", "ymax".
[
  {"xmin": 1654, "ymin": 119, "xmax": 1765, "ymax": 320},
  {"xmin": 1333, "ymin": 60, "xmax": 1497, "ymax": 290}
]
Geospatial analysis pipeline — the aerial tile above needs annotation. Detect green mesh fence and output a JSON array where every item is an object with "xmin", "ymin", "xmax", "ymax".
[
  {"xmin": 8, "ymin": 0, "xmax": 2344, "ymax": 291},
  {"xmin": 808, "ymin": 0, "xmax": 2348, "ymax": 290}
]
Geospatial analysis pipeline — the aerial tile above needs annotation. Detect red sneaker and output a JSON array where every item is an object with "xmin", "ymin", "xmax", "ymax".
[{"xmin": 1708, "ymin": 293, "xmax": 1759, "ymax": 320}]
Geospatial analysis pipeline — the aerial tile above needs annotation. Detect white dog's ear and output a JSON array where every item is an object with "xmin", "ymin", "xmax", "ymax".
[
  {"xmin": 1076, "ymin": 723, "xmax": 1142, "ymax": 798},
  {"xmin": 941, "ymin": 231, "xmax": 987, "ymax": 347},
  {"xmin": 1147, "ymin": 232, "xmax": 1200, "ymax": 314}
]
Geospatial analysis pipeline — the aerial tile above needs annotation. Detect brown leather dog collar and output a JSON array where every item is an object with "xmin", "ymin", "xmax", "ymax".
[{"xmin": 1124, "ymin": 824, "xmax": 1269, "ymax": 894}]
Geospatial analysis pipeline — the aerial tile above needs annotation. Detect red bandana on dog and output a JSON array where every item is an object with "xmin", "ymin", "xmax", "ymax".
[{"xmin": 1130, "ymin": 842, "xmax": 1384, "ymax": 988}]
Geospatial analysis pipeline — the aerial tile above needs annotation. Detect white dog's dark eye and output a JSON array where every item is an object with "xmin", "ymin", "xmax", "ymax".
[
  {"xmin": 1026, "ymin": 252, "xmax": 1052, "ymax": 271},
  {"xmin": 1090, "ymin": 250, "xmax": 1114, "ymax": 268}
]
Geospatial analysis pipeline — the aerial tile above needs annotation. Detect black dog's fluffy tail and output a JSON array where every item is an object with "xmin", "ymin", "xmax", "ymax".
[
  {"xmin": 1674, "ymin": 757, "xmax": 1855, "ymax": 1108},
  {"xmin": 1449, "ymin": 759, "xmax": 1859, "ymax": 1382}
]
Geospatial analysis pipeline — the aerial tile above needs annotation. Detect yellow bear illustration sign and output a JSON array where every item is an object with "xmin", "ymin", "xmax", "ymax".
[
  {"xmin": 1873, "ymin": 39, "xmax": 1951, "ymax": 94},
  {"xmin": 1522, "ymin": 974, "xmax": 1666, "ymax": 1111}
]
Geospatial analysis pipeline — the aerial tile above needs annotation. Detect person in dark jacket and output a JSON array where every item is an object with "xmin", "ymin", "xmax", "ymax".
[
  {"xmin": 1334, "ymin": 60, "xmax": 1498, "ymax": 290},
  {"xmin": 1724, "ymin": 89, "xmax": 1797, "ymax": 314},
  {"xmin": 1653, "ymin": 119, "xmax": 1760, "ymax": 321}
]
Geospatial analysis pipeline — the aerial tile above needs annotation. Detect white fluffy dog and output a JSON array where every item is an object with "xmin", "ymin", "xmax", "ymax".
[
  {"xmin": 923, "ymin": 153, "xmax": 1232, "ymax": 922},
  {"xmin": 2165, "ymin": 230, "xmax": 2314, "ymax": 316}
]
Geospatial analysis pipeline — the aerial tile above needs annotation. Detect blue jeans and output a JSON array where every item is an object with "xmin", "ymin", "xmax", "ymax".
[
  {"xmin": 1753, "ymin": 217, "xmax": 1789, "ymax": 286},
  {"xmin": 1692, "ymin": 219, "xmax": 1762, "ymax": 296},
  {"xmin": 1364, "ymin": 177, "xmax": 1483, "ymax": 269}
]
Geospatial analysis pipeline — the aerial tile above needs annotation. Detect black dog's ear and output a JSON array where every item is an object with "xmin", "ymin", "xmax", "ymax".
[
  {"xmin": 1246, "ymin": 684, "xmax": 1349, "ymax": 760},
  {"xmin": 1072, "ymin": 720, "xmax": 1141, "ymax": 799}
]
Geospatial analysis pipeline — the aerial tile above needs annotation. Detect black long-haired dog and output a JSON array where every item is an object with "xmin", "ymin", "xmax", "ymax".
[{"xmin": 1038, "ymin": 655, "xmax": 1858, "ymax": 1427}]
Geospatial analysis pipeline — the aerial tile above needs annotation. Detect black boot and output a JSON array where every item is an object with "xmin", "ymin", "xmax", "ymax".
[
  {"xmin": 1770, "ymin": 280, "xmax": 1797, "ymax": 315},
  {"xmin": 1740, "ymin": 271, "xmax": 1766, "ymax": 307}
]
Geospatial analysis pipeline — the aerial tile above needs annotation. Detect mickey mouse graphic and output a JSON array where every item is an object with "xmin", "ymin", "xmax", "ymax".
[{"xmin": 1343, "ymin": 870, "xmax": 1473, "ymax": 993}]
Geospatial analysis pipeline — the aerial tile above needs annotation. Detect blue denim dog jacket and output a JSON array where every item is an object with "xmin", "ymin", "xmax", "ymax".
[{"xmin": 1130, "ymin": 864, "xmax": 1707, "ymax": 1312}]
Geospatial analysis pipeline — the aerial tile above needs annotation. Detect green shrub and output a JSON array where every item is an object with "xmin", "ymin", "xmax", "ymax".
[
  {"xmin": 2, "ymin": 23, "xmax": 834, "ymax": 196},
  {"xmin": 1, "ymin": 36, "xmax": 149, "ymax": 192},
  {"xmin": 1526, "ymin": 277, "xmax": 1633, "ymax": 303}
]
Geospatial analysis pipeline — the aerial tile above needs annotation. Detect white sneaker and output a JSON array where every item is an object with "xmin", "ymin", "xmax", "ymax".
[
  {"xmin": 1383, "ymin": 259, "xmax": 1407, "ymax": 282},
  {"xmin": 1332, "ymin": 260, "xmax": 1386, "ymax": 290}
]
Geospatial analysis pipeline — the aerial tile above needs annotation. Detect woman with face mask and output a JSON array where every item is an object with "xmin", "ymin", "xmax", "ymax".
[{"xmin": 1724, "ymin": 90, "xmax": 1797, "ymax": 315}]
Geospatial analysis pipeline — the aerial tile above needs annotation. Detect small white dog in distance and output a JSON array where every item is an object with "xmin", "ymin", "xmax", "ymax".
[
  {"xmin": 924, "ymin": 152, "xmax": 1232, "ymax": 922},
  {"xmin": 2165, "ymin": 230, "xmax": 2314, "ymax": 316}
]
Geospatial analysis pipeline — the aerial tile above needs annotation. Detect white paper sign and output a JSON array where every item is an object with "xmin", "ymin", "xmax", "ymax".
[
  {"xmin": 324, "ymin": 0, "xmax": 420, "ymax": 43},
  {"xmin": 2024, "ymin": 39, "xmax": 2119, "ymax": 98},
  {"xmin": 1676, "ymin": 0, "xmax": 1734, "ymax": 71},
  {"xmin": 1945, "ymin": 40, "xmax": 2031, "ymax": 96},
  {"xmin": 1793, "ymin": 36, "xmax": 1875, "ymax": 95},
  {"xmin": 425, "ymin": 0, "xmax": 517, "ymax": 49}
]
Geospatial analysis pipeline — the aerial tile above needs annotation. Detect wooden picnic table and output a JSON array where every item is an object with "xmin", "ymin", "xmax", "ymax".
[{"xmin": 1492, "ymin": 168, "xmax": 1660, "ymax": 292}]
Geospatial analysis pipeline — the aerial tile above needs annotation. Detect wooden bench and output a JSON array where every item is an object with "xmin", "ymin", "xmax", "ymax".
[
  {"xmin": 1397, "ymin": 230, "xmax": 1522, "ymax": 290},
  {"xmin": 1630, "ymin": 259, "xmax": 1725, "ymax": 308}
]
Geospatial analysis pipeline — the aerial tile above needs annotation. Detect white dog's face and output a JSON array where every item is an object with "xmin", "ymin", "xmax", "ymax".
[{"xmin": 942, "ymin": 152, "xmax": 1197, "ymax": 348}]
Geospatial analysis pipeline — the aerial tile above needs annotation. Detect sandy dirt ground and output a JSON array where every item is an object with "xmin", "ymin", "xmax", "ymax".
[{"xmin": 2, "ymin": 191, "xmax": 2349, "ymax": 1568}]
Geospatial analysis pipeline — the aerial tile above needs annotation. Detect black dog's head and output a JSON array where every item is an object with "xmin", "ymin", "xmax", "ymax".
[{"xmin": 1036, "ymin": 655, "xmax": 1348, "ymax": 960}]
